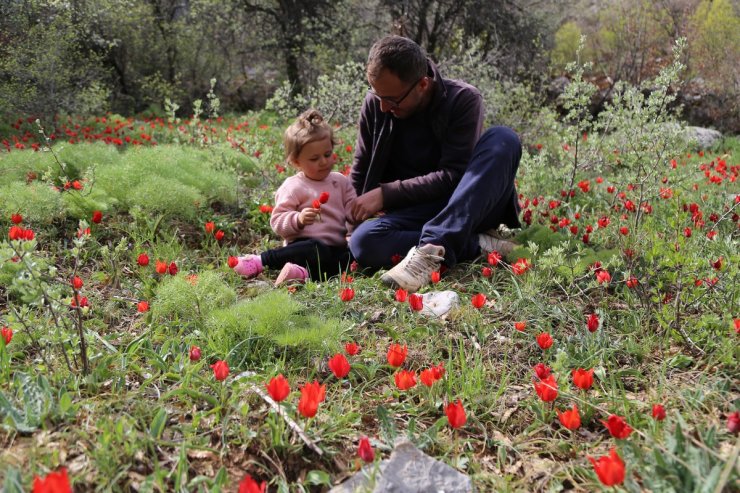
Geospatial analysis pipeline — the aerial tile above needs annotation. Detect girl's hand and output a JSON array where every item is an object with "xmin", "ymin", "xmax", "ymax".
[{"xmin": 298, "ymin": 207, "xmax": 320, "ymax": 227}]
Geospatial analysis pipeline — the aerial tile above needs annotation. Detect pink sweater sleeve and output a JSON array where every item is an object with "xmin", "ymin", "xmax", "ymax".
[{"xmin": 270, "ymin": 180, "xmax": 304, "ymax": 240}]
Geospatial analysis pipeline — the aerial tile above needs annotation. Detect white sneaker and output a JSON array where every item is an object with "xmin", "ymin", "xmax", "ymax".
[
  {"xmin": 478, "ymin": 230, "xmax": 517, "ymax": 256},
  {"xmin": 380, "ymin": 244, "xmax": 445, "ymax": 293}
]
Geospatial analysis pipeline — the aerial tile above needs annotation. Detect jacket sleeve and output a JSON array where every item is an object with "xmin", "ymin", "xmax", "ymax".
[
  {"xmin": 380, "ymin": 88, "xmax": 484, "ymax": 209},
  {"xmin": 270, "ymin": 182, "xmax": 303, "ymax": 241},
  {"xmin": 350, "ymin": 93, "xmax": 376, "ymax": 196}
]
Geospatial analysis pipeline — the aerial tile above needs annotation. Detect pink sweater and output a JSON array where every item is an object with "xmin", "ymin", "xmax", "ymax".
[{"xmin": 270, "ymin": 171, "xmax": 356, "ymax": 247}]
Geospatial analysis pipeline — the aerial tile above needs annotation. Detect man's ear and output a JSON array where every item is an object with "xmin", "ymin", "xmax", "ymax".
[{"xmin": 419, "ymin": 76, "xmax": 431, "ymax": 92}]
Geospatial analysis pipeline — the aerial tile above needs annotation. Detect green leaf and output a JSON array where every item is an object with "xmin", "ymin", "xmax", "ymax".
[
  {"xmin": 149, "ymin": 407, "xmax": 167, "ymax": 439},
  {"xmin": 304, "ymin": 470, "xmax": 331, "ymax": 486},
  {"xmin": 2, "ymin": 468, "xmax": 23, "ymax": 493}
]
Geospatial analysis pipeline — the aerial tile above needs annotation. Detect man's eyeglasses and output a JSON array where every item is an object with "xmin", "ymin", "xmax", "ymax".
[{"xmin": 369, "ymin": 78, "xmax": 422, "ymax": 109}]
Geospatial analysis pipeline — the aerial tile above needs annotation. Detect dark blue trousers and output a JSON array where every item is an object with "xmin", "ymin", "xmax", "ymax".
[{"xmin": 349, "ymin": 126, "xmax": 521, "ymax": 268}]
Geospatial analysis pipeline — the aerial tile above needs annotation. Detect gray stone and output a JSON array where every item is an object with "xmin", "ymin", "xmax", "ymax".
[
  {"xmin": 684, "ymin": 126, "xmax": 722, "ymax": 149},
  {"xmin": 330, "ymin": 441, "xmax": 473, "ymax": 493}
]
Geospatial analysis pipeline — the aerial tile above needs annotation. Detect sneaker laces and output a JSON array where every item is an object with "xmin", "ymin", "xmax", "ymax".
[{"xmin": 403, "ymin": 248, "xmax": 444, "ymax": 279}]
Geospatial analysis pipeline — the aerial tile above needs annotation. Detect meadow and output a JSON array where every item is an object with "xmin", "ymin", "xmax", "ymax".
[{"xmin": 0, "ymin": 56, "xmax": 739, "ymax": 491}]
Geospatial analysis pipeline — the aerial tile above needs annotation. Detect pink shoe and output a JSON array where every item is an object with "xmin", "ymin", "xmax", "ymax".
[
  {"xmin": 234, "ymin": 255, "xmax": 263, "ymax": 278},
  {"xmin": 274, "ymin": 262, "xmax": 308, "ymax": 287}
]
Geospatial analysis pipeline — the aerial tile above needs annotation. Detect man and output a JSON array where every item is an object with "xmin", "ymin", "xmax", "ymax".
[{"xmin": 349, "ymin": 35, "xmax": 522, "ymax": 292}]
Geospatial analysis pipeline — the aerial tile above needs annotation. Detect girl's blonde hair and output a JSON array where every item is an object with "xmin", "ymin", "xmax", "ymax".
[{"xmin": 283, "ymin": 109, "xmax": 336, "ymax": 166}]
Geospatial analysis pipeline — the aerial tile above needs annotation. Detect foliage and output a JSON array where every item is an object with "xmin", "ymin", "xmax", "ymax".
[
  {"xmin": 440, "ymin": 44, "xmax": 560, "ymax": 146},
  {"xmin": 152, "ymin": 271, "xmax": 237, "ymax": 327},
  {"xmin": 266, "ymin": 61, "xmax": 367, "ymax": 126},
  {"xmin": 206, "ymin": 290, "xmax": 343, "ymax": 364}
]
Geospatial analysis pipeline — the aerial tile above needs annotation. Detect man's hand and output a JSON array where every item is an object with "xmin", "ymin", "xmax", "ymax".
[
  {"xmin": 298, "ymin": 207, "xmax": 320, "ymax": 227},
  {"xmin": 349, "ymin": 188, "xmax": 383, "ymax": 223}
]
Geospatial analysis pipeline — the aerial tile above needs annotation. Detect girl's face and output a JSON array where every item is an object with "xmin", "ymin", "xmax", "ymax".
[{"xmin": 291, "ymin": 136, "xmax": 336, "ymax": 181}]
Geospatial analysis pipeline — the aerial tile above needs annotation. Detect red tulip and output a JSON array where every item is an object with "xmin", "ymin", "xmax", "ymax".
[
  {"xmin": 602, "ymin": 414, "xmax": 633, "ymax": 439},
  {"xmin": 394, "ymin": 288, "xmax": 408, "ymax": 302},
  {"xmin": 214, "ymin": 230, "xmax": 225, "ymax": 241},
  {"xmin": 487, "ymin": 251, "xmax": 502, "ymax": 266},
  {"xmin": 511, "ymin": 258, "xmax": 531, "ymax": 275},
  {"xmin": 189, "ymin": 345, "xmax": 201, "ymax": 361},
  {"xmin": 572, "ymin": 368, "xmax": 594, "ymax": 390},
  {"xmin": 168, "ymin": 262, "xmax": 178, "ymax": 275},
  {"xmin": 430, "ymin": 271, "xmax": 441, "ymax": 283},
  {"xmin": 514, "ymin": 321, "xmax": 526, "ymax": 332},
  {"xmin": 536, "ymin": 332, "xmax": 553, "ymax": 350},
  {"xmin": 92, "ymin": 210, "xmax": 102, "ymax": 224},
  {"xmin": 386, "ymin": 343, "xmax": 407, "ymax": 367},
  {"xmin": 137, "ymin": 301, "xmax": 149, "ymax": 313},
  {"xmin": 358, "ymin": 436, "xmax": 375, "ymax": 462},
  {"xmin": 394, "ymin": 369, "xmax": 417, "ymax": 390},
  {"xmin": 533, "ymin": 363, "xmax": 551, "ymax": 379},
  {"xmin": 298, "ymin": 380, "xmax": 326, "ymax": 418},
  {"xmin": 71, "ymin": 276, "xmax": 83, "ymax": 290},
  {"xmin": 588, "ymin": 448, "xmax": 625, "ymax": 486},
  {"xmin": 557, "ymin": 404, "xmax": 581, "ymax": 430},
  {"xmin": 70, "ymin": 295, "xmax": 89, "ymax": 308},
  {"xmin": 227, "ymin": 256, "xmax": 239, "ymax": 268},
  {"xmin": 652, "ymin": 404, "xmax": 666, "ymax": 421},
  {"xmin": 319, "ymin": 191, "xmax": 330, "ymax": 204},
  {"xmin": 727, "ymin": 411, "xmax": 739, "ymax": 434},
  {"xmin": 266, "ymin": 374, "xmax": 290, "ymax": 402},
  {"xmin": 155, "ymin": 260, "xmax": 167, "ymax": 274},
  {"xmin": 11, "ymin": 213, "xmax": 22, "ymax": 224},
  {"xmin": 445, "ymin": 399, "xmax": 467, "ymax": 428},
  {"xmin": 1, "ymin": 326, "xmax": 12, "ymax": 345},
  {"xmin": 626, "ymin": 276, "xmax": 638, "ymax": 289},
  {"xmin": 312, "ymin": 199, "xmax": 321, "ymax": 209},
  {"xmin": 238, "ymin": 474, "xmax": 266, "ymax": 493},
  {"xmin": 419, "ymin": 368, "xmax": 436, "ymax": 387},
  {"xmin": 596, "ymin": 270, "xmax": 611, "ymax": 284},
  {"xmin": 481, "ymin": 266, "xmax": 492, "ymax": 277},
  {"xmin": 430, "ymin": 362, "xmax": 445, "ymax": 380},
  {"xmin": 344, "ymin": 342, "xmax": 360, "ymax": 356},
  {"xmin": 328, "ymin": 353, "xmax": 351, "ymax": 378},
  {"xmin": 340, "ymin": 287, "xmax": 355, "ymax": 301},
  {"xmin": 534, "ymin": 374, "xmax": 558, "ymax": 402},
  {"xmin": 586, "ymin": 313, "xmax": 600, "ymax": 332},
  {"xmin": 137, "ymin": 253, "xmax": 150, "ymax": 266},
  {"xmin": 408, "ymin": 293, "xmax": 423, "ymax": 311},
  {"xmin": 471, "ymin": 293, "xmax": 486, "ymax": 309},
  {"xmin": 32, "ymin": 467, "xmax": 72, "ymax": 493},
  {"xmin": 204, "ymin": 221, "xmax": 215, "ymax": 234},
  {"xmin": 210, "ymin": 360, "xmax": 230, "ymax": 381},
  {"xmin": 259, "ymin": 204, "xmax": 273, "ymax": 214}
]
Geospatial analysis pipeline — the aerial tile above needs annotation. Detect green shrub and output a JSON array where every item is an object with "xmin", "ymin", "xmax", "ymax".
[
  {"xmin": 206, "ymin": 290, "xmax": 342, "ymax": 364},
  {"xmin": 152, "ymin": 271, "xmax": 236, "ymax": 327},
  {"xmin": 0, "ymin": 182, "xmax": 65, "ymax": 224},
  {"xmin": 265, "ymin": 61, "xmax": 366, "ymax": 126}
]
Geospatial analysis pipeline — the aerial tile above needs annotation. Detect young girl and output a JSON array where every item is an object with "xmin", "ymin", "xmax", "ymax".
[{"xmin": 235, "ymin": 109, "xmax": 356, "ymax": 286}]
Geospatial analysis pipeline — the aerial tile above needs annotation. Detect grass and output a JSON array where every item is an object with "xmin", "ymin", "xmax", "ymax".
[{"xmin": 0, "ymin": 116, "xmax": 738, "ymax": 492}]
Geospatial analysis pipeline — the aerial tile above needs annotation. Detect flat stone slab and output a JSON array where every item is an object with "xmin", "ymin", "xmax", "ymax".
[{"xmin": 330, "ymin": 441, "xmax": 473, "ymax": 493}]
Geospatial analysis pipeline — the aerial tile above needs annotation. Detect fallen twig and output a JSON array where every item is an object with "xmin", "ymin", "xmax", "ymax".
[{"xmin": 234, "ymin": 371, "xmax": 323, "ymax": 456}]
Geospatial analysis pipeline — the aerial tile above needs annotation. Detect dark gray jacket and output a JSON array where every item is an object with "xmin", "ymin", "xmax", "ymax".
[{"xmin": 350, "ymin": 61, "xmax": 484, "ymax": 210}]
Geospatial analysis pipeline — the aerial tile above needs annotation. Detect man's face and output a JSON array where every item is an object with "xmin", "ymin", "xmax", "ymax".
[{"xmin": 368, "ymin": 69, "xmax": 429, "ymax": 119}]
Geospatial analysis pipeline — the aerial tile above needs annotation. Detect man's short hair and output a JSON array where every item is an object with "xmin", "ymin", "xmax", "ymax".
[{"xmin": 367, "ymin": 35, "xmax": 427, "ymax": 84}]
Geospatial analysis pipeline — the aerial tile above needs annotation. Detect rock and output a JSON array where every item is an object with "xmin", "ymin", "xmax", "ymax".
[
  {"xmin": 420, "ymin": 290, "xmax": 459, "ymax": 318},
  {"xmin": 330, "ymin": 441, "xmax": 473, "ymax": 493},
  {"xmin": 684, "ymin": 126, "xmax": 722, "ymax": 150}
]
